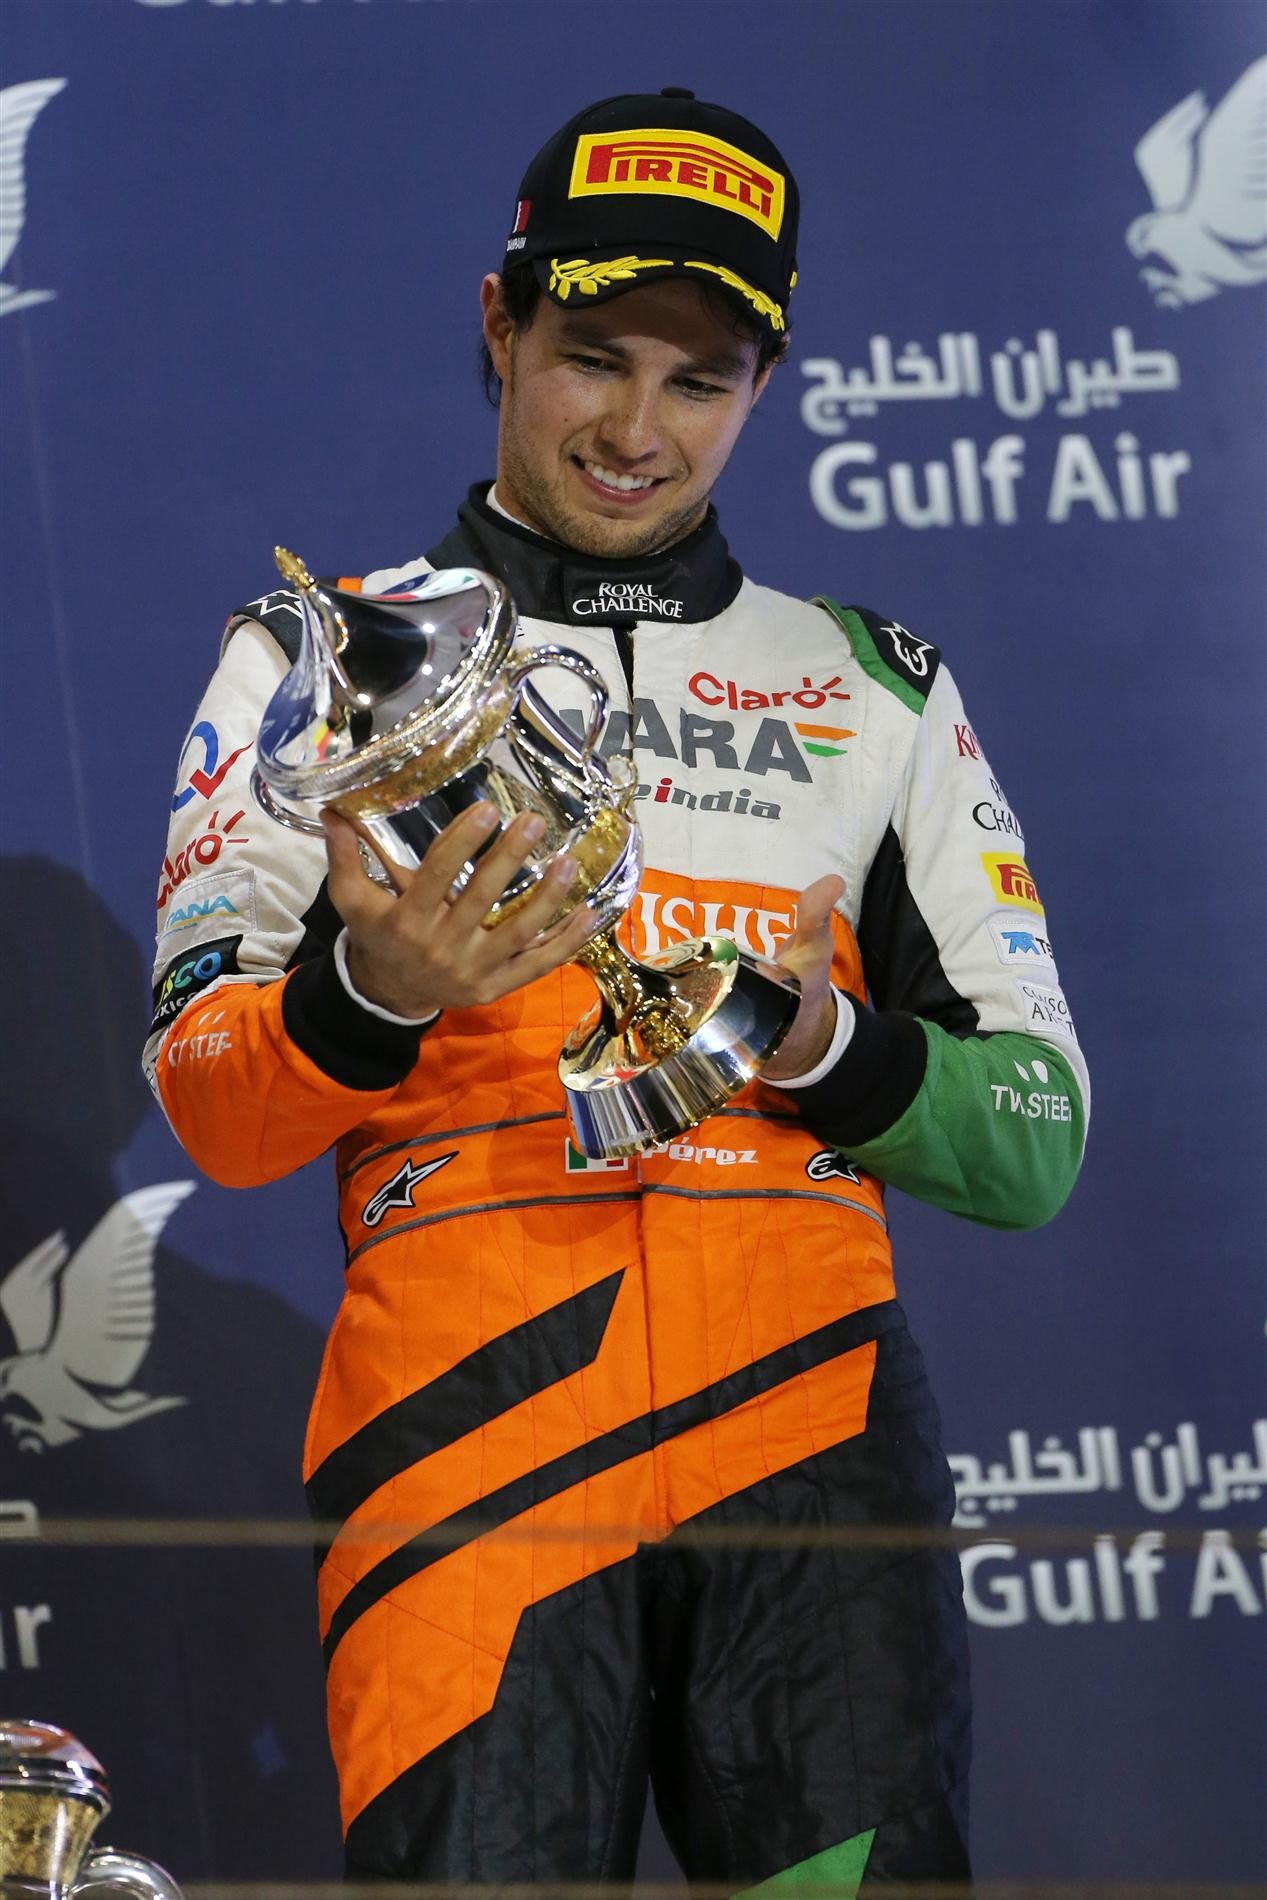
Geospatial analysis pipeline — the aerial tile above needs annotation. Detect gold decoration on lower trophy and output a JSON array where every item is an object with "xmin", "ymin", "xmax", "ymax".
[
  {"xmin": 549, "ymin": 255, "xmax": 675, "ymax": 299},
  {"xmin": 684, "ymin": 259, "xmax": 785, "ymax": 331},
  {"xmin": 0, "ymin": 1788, "xmax": 100, "ymax": 1879}
]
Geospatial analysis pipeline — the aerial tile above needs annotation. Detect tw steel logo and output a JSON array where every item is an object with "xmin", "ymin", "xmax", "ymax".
[{"xmin": 569, "ymin": 130, "xmax": 785, "ymax": 239}]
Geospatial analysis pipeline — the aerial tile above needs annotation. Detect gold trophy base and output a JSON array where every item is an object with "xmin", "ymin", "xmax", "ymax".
[{"xmin": 559, "ymin": 930, "xmax": 801, "ymax": 1158}]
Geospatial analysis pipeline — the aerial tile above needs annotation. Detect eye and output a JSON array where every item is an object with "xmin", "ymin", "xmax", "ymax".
[
  {"xmin": 568, "ymin": 353, "xmax": 617, "ymax": 374},
  {"xmin": 676, "ymin": 377, "xmax": 728, "ymax": 400}
]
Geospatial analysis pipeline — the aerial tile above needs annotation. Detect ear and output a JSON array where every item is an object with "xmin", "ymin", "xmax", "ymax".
[
  {"xmin": 748, "ymin": 361, "xmax": 774, "ymax": 412},
  {"xmin": 481, "ymin": 274, "xmax": 514, "ymax": 382}
]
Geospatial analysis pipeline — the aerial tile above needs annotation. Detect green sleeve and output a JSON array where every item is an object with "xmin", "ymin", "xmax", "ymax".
[{"xmin": 844, "ymin": 1024, "xmax": 1087, "ymax": 1231}]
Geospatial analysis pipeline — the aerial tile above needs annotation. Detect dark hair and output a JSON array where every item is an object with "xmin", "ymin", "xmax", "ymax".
[{"xmin": 479, "ymin": 262, "xmax": 789, "ymax": 405}]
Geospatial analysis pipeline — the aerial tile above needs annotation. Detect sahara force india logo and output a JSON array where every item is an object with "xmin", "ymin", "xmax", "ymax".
[{"xmin": 564, "ymin": 690, "xmax": 852, "ymax": 779}]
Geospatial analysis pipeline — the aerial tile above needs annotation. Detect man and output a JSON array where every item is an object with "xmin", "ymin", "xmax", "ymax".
[{"xmin": 146, "ymin": 90, "xmax": 1088, "ymax": 1888}]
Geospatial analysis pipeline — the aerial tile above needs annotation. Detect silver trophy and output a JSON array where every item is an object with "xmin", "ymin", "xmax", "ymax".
[
  {"xmin": 0, "ymin": 1721, "xmax": 182, "ymax": 1898},
  {"xmin": 252, "ymin": 550, "xmax": 799, "ymax": 1156}
]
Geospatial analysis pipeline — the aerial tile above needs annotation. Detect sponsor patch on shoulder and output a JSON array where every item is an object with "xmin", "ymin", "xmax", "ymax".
[
  {"xmin": 158, "ymin": 868, "xmax": 257, "ymax": 947},
  {"xmin": 150, "ymin": 935, "xmax": 242, "ymax": 1035},
  {"xmin": 988, "ymin": 913, "xmax": 1055, "ymax": 969},
  {"xmin": 1016, "ymin": 980, "xmax": 1077, "ymax": 1040}
]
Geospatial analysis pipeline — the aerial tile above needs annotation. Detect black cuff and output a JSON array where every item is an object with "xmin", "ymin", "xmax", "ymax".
[
  {"xmin": 281, "ymin": 951, "xmax": 432, "ymax": 1091},
  {"xmin": 793, "ymin": 1003, "xmax": 928, "ymax": 1149}
]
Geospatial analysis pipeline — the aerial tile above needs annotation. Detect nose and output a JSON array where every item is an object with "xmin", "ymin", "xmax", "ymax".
[{"xmin": 595, "ymin": 376, "xmax": 663, "ymax": 464}]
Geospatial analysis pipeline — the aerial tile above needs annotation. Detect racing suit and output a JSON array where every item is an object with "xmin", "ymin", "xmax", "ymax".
[{"xmin": 145, "ymin": 485, "xmax": 1088, "ymax": 1889}]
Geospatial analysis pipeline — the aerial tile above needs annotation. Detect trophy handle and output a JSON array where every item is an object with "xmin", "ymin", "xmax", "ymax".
[
  {"xmin": 250, "ymin": 764, "xmax": 326, "ymax": 836},
  {"xmin": 506, "ymin": 645, "xmax": 616, "ymax": 805},
  {"xmin": 72, "ymin": 1846, "xmax": 185, "ymax": 1897}
]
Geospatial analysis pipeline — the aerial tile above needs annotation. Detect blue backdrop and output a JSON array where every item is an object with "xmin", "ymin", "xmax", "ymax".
[{"xmin": 2, "ymin": 0, "xmax": 1264, "ymax": 1883}]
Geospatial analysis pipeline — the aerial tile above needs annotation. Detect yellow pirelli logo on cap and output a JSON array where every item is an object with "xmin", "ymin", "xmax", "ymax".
[{"xmin": 569, "ymin": 128, "xmax": 785, "ymax": 240}]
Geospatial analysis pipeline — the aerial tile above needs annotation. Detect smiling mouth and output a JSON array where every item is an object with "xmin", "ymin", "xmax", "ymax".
[{"xmin": 573, "ymin": 457, "xmax": 667, "ymax": 503}]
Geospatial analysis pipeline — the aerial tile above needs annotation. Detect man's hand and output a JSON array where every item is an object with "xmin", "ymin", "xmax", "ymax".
[
  {"xmin": 760, "ymin": 874, "xmax": 847, "ymax": 1082},
  {"xmin": 322, "ymin": 803, "xmax": 599, "ymax": 1018}
]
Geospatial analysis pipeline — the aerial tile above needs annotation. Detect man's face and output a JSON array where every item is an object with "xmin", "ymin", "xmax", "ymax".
[{"xmin": 482, "ymin": 275, "xmax": 771, "ymax": 559}]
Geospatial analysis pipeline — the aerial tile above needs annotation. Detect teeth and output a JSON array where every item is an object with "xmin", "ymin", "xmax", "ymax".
[{"xmin": 584, "ymin": 461, "xmax": 657, "ymax": 492}]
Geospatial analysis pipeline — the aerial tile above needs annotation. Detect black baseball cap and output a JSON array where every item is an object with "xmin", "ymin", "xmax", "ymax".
[{"xmin": 502, "ymin": 88, "xmax": 799, "ymax": 336}]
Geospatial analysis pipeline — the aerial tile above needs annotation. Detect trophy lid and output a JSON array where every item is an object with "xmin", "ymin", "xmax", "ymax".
[
  {"xmin": 0, "ymin": 1718, "xmax": 111, "ymax": 1813},
  {"xmin": 255, "ymin": 555, "xmax": 516, "ymax": 804}
]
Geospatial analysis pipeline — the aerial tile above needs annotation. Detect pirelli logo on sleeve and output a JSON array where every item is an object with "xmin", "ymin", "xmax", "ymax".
[
  {"xmin": 569, "ymin": 129, "xmax": 786, "ymax": 239},
  {"xmin": 981, "ymin": 853, "xmax": 1044, "ymax": 916}
]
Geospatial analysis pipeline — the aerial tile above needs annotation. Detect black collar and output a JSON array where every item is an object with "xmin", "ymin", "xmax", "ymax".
[{"xmin": 426, "ymin": 483, "xmax": 743, "ymax": 628}]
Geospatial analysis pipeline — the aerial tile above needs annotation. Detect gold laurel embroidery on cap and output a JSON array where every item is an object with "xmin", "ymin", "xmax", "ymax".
[
  {"xmin": 549, "ymin": 255, "xmax": 675, "ymax": 299},
  {"xmin": 683, "ymin": 260, "xmax": 785, "ymax": 331}
]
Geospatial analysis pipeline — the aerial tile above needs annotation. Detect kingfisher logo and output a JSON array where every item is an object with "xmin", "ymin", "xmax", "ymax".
[
  {"xmin": 569, "ymin": 129, "xmax": 785, "ymax": 239},
  {"xmin": 981, "ymin": 853, "xmax": 1043, "ymax": 915},
  {"xmin": 626, "ymin": 874, "xmax": 859, "ymax": 991}
]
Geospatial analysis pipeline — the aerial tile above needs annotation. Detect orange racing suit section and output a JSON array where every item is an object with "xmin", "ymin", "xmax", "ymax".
[{"xmin": 146, "ymin": 493, "xmax": 1085, "ymax": 1876}]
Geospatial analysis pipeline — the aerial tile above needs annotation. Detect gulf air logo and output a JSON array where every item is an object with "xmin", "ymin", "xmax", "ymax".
[
  {"xmin": 569, "ymin": 129, "xmax": 785, "ymax": 239},
  {"xmin": 981, "ymin": 853, "xmax": 1043, "ymax": 914}
]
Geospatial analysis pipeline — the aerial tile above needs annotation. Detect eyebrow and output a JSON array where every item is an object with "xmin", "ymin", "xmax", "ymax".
[{"xmin": 556, "ymin": 319, "xmax": 752, "ymax": 381}]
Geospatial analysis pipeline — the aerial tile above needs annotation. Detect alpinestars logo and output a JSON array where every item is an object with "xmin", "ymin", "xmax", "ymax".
[
  {"xmin": 0, "ymin": 1183, "xmax": 192, "ymax": 1453},
  {"xmin": 1128, "ymin": 57, "xmax": 1267, "ymax": 309},
  {"xmin": 571, "ymin": 581, "xmax": 685, "ymax": 621},
  {"xmin": 880, "ymin": 620, "xmax": 935, "ymax": 677},
  {"xmin": 806, "ymin": 1150, "xmax": 862, "ymax": 1184},
  {"xmin": 0, "ymin": 80, "xmax": 66, "ymax": 318},
  {"xmin": 362, "ymin": 1153, "xmax": 457, "ymax": 1228}
]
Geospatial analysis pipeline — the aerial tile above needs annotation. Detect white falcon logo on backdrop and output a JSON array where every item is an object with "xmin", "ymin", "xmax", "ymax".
[
  {"xmin": 0, "ymin": 79, "xmax": 67, "ymax": 317},
  {"xmin": 0, "ymin": 1182, "xmax": 193, "ymax": 1453},
  {"xmin": 1127, "ymin": 56, "xmax": 1267, "ymax": 308}
]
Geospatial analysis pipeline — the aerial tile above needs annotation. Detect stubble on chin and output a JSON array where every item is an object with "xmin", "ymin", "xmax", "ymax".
[{"xmin": 499, "ymin": 439, "xmax": 705, "ymax": 560}]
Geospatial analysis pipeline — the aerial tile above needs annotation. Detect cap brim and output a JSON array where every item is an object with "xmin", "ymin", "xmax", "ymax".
[{"xmin": 529, "ymin": 249, "xmax": 787, "ymax": 335}]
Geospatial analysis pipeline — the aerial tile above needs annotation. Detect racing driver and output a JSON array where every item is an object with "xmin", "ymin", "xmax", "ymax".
[{"xmin": 145, "ymin": 89, "xmax": 1089, "ymax": 1889}]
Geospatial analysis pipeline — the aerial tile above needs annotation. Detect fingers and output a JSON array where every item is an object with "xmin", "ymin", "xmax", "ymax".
[
  {"xmin": 321, "ymin": 811, "xmax": 400, "ymax": 926},
  {"xmin": 795, "ymin": 874, "xmax": 846, "ymax": 937}
]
